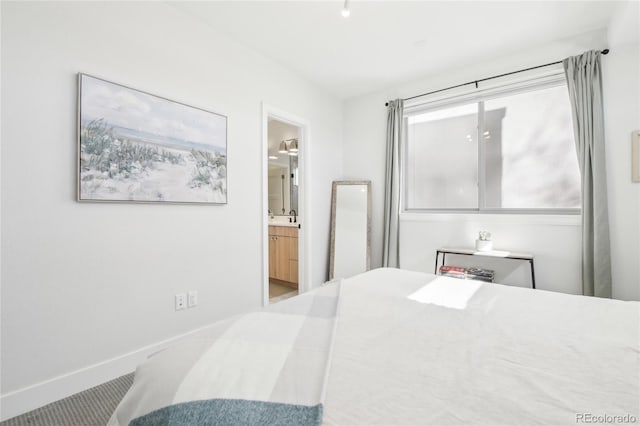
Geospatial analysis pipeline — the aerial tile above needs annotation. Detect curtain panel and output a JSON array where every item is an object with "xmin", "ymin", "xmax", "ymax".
[
  {"xmin": 563, "ymin": 50, "xmax": 612, "ymax": 298},
  {"xmin": 382, "ymin": 99, "xmax": 403, "ymax": 268}
]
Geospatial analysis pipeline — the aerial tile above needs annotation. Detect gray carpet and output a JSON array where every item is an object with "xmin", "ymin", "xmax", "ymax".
[{"xmin": 1, "ymin": 373, "xmax": 134, "ymax": 426}]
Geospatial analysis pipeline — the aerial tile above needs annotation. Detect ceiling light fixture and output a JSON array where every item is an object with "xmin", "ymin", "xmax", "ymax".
[
  {"xmin": 278, "ymin": 140, "xmax": 288, "ymax": 154},
  {"xmin": 268, "ymin": 155, "xmax": 278, "ymax": 160},
  {"xmin": 287, "ymin": 139, "xmax": 299, "ymax": 156},
  {"xmin": 341, "ymin": 0, "xmax": 350, "ymax": 17}
]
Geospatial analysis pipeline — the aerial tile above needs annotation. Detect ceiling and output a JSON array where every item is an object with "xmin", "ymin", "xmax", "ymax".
[{"xmin": 169, "ymin": 1, "xmax": 619, "ymax": 100}]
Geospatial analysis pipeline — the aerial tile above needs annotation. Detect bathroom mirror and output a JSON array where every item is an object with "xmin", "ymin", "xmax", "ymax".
[
  {"xmin": 267, "ymin": 118, "xmax": 299, "ymax": 216},
  {"xmin": 268, "ymin": 155, "xmax": 298, "ymax": 215},
  {"xmin": 329, "ymin": 180, "xmax": 371, "ymax": 280}
]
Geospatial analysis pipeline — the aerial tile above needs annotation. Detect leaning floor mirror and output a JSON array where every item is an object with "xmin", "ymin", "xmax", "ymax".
[{"xmin": 329, "ymin": 180, "xmax": 372, "ymax": 280}]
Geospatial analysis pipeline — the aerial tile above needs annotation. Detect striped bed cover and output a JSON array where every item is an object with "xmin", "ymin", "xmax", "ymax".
[{"xmin": 109, "ymin": 282, "xmax": 339, "ymax": 426}]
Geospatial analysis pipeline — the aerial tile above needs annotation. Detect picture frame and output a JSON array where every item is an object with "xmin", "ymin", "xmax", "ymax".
[
  {"xmin": 77, "ymin": 73, "xmax": 227, "ymax": 204},
  {"xmin": 633, "ymin": 130, "xmax": 640, "ymax": 183}
]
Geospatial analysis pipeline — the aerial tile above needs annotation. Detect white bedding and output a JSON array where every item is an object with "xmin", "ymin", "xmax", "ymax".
[
  {"xmin": 323, "ymin": 268, "xmax": 639, "ymax": 425},
  {"xmin": 110, "ymin": 268, "xmax": 640, "ymax": 425}
]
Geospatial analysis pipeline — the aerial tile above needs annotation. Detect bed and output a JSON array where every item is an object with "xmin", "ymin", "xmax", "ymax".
[{"xmin": 109, "ymin": 268, "xmax": 640, "ymax": 425}]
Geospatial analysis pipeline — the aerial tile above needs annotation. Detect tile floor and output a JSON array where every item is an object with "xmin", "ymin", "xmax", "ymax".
[{"xmin": 269, "ymin": 281, "xmax": 297, "ymax": 303}]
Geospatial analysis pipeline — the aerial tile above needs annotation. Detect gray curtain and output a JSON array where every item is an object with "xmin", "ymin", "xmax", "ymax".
[
  {"xmin": 382, "ymin": 99, "xmax": 403, "ymax": 268},
  {"xmin": 563, "ymin": 50, "xmax": 612, "ymax": 298}
]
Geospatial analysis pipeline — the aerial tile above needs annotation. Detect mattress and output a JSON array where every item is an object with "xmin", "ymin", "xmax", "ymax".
[{"xmin": 109, "ymin": 268, "xmax": 640, "ymax": 425}]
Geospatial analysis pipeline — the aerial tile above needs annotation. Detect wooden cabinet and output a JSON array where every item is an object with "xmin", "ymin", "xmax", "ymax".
[
  {"xmin": 271, "ymin": 235, "xmax": 290, "ymax": 282},
  {"xmin": 268, "ymin": 226, "xmax": 298, "ymax": 288}
]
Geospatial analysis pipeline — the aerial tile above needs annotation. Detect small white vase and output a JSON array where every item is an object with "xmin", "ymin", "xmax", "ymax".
[{"xmin": 476, "ymin": 239, "xmax": 493, "ymax": 252}]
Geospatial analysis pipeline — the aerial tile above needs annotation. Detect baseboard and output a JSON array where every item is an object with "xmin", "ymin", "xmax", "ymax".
[{"xmin": 0, "ymin": 322, "xmax": 220, "ymax": 421}]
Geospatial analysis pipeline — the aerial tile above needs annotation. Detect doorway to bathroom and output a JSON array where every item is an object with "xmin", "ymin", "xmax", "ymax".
[{"xmin": 262, "ymin": 104, "xmax": 310, "ymax": 306}]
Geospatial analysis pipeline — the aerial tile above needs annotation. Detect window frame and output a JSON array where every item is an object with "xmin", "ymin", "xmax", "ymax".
[{"xmin": 402, "ymin": 70, "xmax": 581, "ymax": 216}]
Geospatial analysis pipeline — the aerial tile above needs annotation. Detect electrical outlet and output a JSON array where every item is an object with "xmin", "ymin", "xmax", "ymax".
[
  {"xmin": 188, "ymin": 290, "xmax": 198, "ymax": 308},
  {"xmin": 175, "ymin": 293, "xmax": 186, "ymax": 311}
]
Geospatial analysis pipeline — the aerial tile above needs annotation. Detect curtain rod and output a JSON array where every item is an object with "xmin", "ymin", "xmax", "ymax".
[{"xmin": 384, "ymin": 49, "xmax": 609, "ymax": 107}]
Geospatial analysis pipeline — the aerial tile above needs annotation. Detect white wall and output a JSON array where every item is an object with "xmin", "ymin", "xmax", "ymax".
[
  {"xmin": 602, "ymin": 0, "xmax": 640, "ymax": 301},
  {"xmin": 401, "ymin": 214, "xmax": 581, "ymax": 293},
  {"xmin": 0, "ymin": 1, "xmax": 342, "ymax": 418},
  {"xmin": 342, "ymin": 28, "xmax": 640, "ymax": 297}
]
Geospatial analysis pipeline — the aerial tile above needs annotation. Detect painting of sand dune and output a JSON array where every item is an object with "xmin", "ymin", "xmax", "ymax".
[{"xmin": 78, "ymin": 74, "xmax": 227, "ymax": 203}]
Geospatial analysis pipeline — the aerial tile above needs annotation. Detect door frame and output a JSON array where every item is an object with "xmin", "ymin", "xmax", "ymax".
[{"xmin": 261, "ymin": 103, "xmax": 311, "ymax": 306}]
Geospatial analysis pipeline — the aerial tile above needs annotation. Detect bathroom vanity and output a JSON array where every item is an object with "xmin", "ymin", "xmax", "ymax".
[{"xmin": 268, "ymin": 224, "xmax": 299, "ymax": 288}]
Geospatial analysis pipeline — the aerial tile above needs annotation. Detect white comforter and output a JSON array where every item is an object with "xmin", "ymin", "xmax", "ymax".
[
  {"xmin": 111, "ymin": 268, "xmax": 640, "ymax": 425},
  {"xmin": 323, "ymin": 268, "xmax": 639, "ymax": 425}
]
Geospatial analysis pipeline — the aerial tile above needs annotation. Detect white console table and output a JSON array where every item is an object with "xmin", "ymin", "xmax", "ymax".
[{"xmin": 435, "ymin": 247, "xmax": 536, "ymax": 289}]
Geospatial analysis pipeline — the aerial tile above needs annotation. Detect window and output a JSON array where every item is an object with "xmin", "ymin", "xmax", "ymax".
[{"xmin": 404, "ymin": 75, "xmax": 580, "ymax": 213}]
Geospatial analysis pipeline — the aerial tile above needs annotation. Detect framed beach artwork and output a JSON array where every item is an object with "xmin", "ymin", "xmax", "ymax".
[{"xmin": 77, "ymin": 74, "xmax": 227, "ymax": 204}]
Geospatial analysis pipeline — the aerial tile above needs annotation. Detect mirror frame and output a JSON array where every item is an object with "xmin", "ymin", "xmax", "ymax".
[{"xmin": 329, "ymin": 180, "xmax": 372, "ymax": 280}]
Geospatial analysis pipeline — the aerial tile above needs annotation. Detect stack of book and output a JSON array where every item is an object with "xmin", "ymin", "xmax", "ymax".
[
  {"xmin": 439, "ymin": 266, "xmax": 494, "ymax": 283},
  {"xmin": 466, "ymin": 267, "xmax": 495, "ymax": 282}
]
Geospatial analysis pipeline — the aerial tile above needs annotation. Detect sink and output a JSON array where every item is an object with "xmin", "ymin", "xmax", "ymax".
[{"xmin": 269, "ymin": 216, "xmax": 299, "ymax": 227}]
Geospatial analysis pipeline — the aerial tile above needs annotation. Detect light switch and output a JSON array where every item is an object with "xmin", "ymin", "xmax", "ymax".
[{"xmin": 188, "ymin": 291, "xmax": 198, "ymax": 308}]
